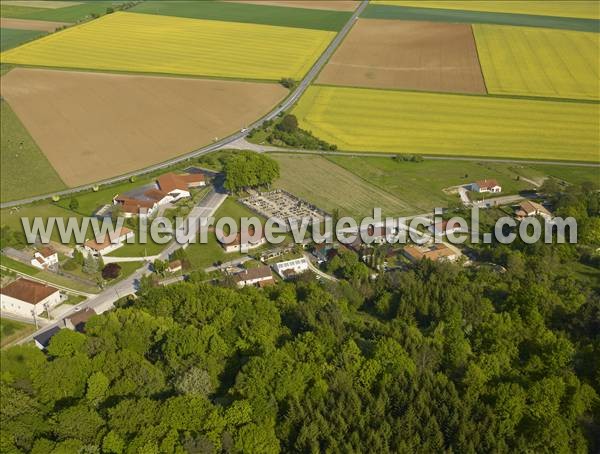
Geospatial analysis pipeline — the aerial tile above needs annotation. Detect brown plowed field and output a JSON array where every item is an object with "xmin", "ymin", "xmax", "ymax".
[
  {"xmin": 0, "ymin": 17, "xmax": 71, "ymax": 31},
  {"xmin": 226, "ymin": 1, "xmax": 358, "ymax": 11},
  {"xmin": 317, "ymin": 19, "xmax": 487, "ymax": 94},
  {"xmin": 1, "ymin": 68, "xmax": 287, "ymax": 187}
]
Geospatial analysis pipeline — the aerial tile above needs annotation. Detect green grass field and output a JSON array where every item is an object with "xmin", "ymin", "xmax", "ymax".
[
  {"xmin": 0, "ymin": 318, "xmax": 35, "ymax": 348},
  {"xmin": 293, "ymin": 86, "xmax": 600, "ymax": 162},
  {"xmin": 186, "ymin": 197, "xmax": 264, "ymax": 270},
  {"xmin": 474, "ymin": 25, "xmax": 599, "ymax": 100},
  {"xmin": 373, "ymin": 1, "xmax": 600, "ymax": 19},
  {"xmin": 361, "ymin": 3, "xmax": 600, "ymax": 32},
  {"xmin": 1, "ymin": 102, "xmax": 66, "ymax": 203},
  {"xmin": 131, "ymin": 1, "xmax": 350, "ymax": 31},
  {"xmin": 0, "ymin": 28, "xmax": 45, "ymax": 51},
  {"xmin": 0, "ymin": 1, "xmax": 125, "ymax": 22},
  {"xmin": 272, "ymin": 153, "xmax": 414, "ymax": 217}
]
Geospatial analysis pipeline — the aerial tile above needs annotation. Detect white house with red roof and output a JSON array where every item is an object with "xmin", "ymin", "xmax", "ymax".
[
  {"xmin": 30, "ymin": 246, "xmax": 59, "ymax": 270},
  {"xmin": 471, "ymin": 179, "xmax": 502, "ymax": 193},
  {"xmin": 81, "ymin": 227, "xmax": 134, "ymax": 257},
  {"xmin": 1, "ymin": 278, "xmax": 61, "ymax": 317}
]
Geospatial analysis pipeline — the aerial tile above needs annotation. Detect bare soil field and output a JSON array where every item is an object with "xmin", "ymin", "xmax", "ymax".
[
  {"xmin": 0, "ymin": 17, "xmax": 70, "ymax": 31},
  {"xmin": 1, "ymin": 68, "xmax": 287, "ymax": 187},
  {"xmin": 317, "ymin": 18, "xmax": 487, "ymax": 94},
  {"xmin": 0, "ymin": 1, "xmax": 80, "ymax": 8},
  {"xmin": 226, "ymin": 1, "xmax": 358, "ymax": 11}
]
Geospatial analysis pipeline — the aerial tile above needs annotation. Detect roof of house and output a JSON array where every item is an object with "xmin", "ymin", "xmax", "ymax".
[
  {"xmin": 84, "ymin": 227, "xmax": 133, "ymax": 252},
  {"xmin": 38, "ymin": 246, "xmax": 56, "ymax": 258},
  {"xmin": 66, "ymin": 308, "xmax": 96, "ymax": 329},
  {"xmin": 33, "ymin": 326, "xmax": 61, "ymax": 348},
  {"xmin": 157, "ymin": 172, "xmax": 204, "ymax": 193},
  {"xmin": 404, "ymin": 243, "xmax": 457, "ymax": 262},
  {"xmin": 475, "ymin": 179, "xmax": 500, "ymax": 189},
  {"xmin": 168, "ymin": 259, "xmax": 182, "ymax": 270},
  {"xmin": 220, "ymin": 226, "xmax": 264, "ymax": 247},
  {"xmin": 0, "ymin": 278, "xmax": 59, "ymax": 304},
  {"xmin": 517, "ymin": 200, "xmax": 552, "ymax": 217},
  {"xmin": 233, "ymin": 265, "xmax": 273, "ymax": 283}
]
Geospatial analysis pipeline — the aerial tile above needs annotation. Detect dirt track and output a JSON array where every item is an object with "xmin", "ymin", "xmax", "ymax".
[
  {"xmin": 317, "ymin": 19, "xmax": 487, "ymax": 94},
  {"xmin": 0, "ymin": 17, "xmax": 70, "ymax": 32},
  {"xmin": 226, "ymin": 1, "xmax": 358, "ymax": 11},
  {"xmin": 1, "ymin": 68, "xmax": 287, "ymax": 187}
]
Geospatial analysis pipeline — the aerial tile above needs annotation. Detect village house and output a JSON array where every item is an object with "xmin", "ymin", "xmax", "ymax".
[
  {"xmin": 233, "ymin": 265, "xmax": 274, "ymax": 288},
  {"xmin": 273, "ymin": 257, "xmax": 309, "ymax": 279},
  {"xmin": 81, "ymin": 227, "xmax": 134, "ymax": 257},
  {"xmin": 219, "ymin": 226, "xmax": 267, "ymax": 253},
  {"xmin": 30, "ymin": 246, "xmax": 59, "ymax": 270},
  {"xmin": 64, "ymin": 307, "xmax": 96, "ymax": 332},
  {"xmin": 471, "ymin": 179, "xmax": 502, "ymax": 193},
  {"xmin": 0, "ymin": 278, "xmax": 62, "ymax": 318},
  {"xmin": 402, "ymin": 243, "xmax": 460, "ymax": 263},
  {"xmin": 428, "ymin": 220, "xmax": 466, "ymax": 236},
  {"xmin": 34, "ymin": 326, "xmax": 61, "ymax": 350},
  {"xmin": 113, "ymin": 172, "xmax": 206, "ymax": 218},
  {"xmin": 167, "ymin": 260, "xmax": 183, "ymax": 273},
  {"xmin": 515, "ymin": 200, "xmax": 553, "ymax": 221}
]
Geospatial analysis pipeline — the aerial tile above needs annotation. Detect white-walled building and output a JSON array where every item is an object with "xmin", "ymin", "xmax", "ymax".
[
  {"xmin": 273, "ymin": 257, "xmax": 309, "ymax": 279},
  {"xmin": 31, "ymin": 247, "xmax": 59, "ymax": 269},
  {"xmin": 515, "ymin": 200, "xmax": 553, "ymax": 221},
  {"xmin": 0, "ymin": 278, "xmax": 61, "ymax": 318},
  {"xmin": 219, "ymin": 227, "xmax": 267, "ymax": 253},
  {"xmin": 471, "ymin": 179, "xmax": 502, "ymax": 193},
  {"xmin": 81, "ymin": 227, "xmax": 134, "ymax": 257},
  {"xmin": 233, "ymin": 266, "xmax": 274, "ymax": 288}
]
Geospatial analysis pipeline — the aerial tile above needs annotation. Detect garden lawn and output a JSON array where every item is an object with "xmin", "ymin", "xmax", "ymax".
[
  {"xmin": 293, "ymin": 86, "xmax": 600, "ymax": 162},
  {"xmin": 0, "ymin": 102, "xmax": 66, "ymax": 202},
  {"xmin": 0, "ymin": 318, "xmax": 35, "ymax": 348},
  {"xmin": 131, "ymin": 1, "xmax": 350, "ymax": 31}
]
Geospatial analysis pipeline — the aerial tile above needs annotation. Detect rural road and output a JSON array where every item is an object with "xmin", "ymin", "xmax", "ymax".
[
  {"xmin": 0, "ymin": 1, "xmax": 369, "ymax": 210},
  {"xmin": 14, "ymin": 186, "xmax": 228, "ymax": 346}
]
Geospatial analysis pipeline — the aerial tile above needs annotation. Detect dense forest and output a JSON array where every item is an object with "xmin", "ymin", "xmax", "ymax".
[{"xmin": 1, "ymin": 184, "xmax": 599, "ymax": 453}]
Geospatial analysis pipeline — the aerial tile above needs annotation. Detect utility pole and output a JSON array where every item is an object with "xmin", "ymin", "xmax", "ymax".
[{"xmin": 31, "ymin": 309, "xmax": 38, "ymax": 329}]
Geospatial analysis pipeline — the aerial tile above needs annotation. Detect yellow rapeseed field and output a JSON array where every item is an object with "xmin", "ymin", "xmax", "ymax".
[
  {"xmin": 372, "ymin": 1, "xmax": 600, "ymax": 19},
  {"xmin": 293, "ymin": 86, "xmax": 600, "ymax": 162},
  {"xmin": 474, "ymin": 25, "xmax": 600, "ymax": 100},
  {"xmin": 0, "ymin": 12, "xmax": 335, "ymax": 80}
]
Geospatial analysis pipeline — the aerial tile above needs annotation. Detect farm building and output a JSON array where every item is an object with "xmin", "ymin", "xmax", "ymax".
[
  {"xmin": 471, "ymin": 179, "xmax": 502, "ymax": 193},
  {"xmin": 30, "ymin": 246, "xmax": 59, "ymax": 270},
  {"xmin": 0, "ymin": 278, "xmax": 62, "ymax": 318},
  {"xmin": 273, "ymin": 257, "xmax": 310, "ymax": 279},
  {"xmin": 81, "ymin": 227, "xmax": 134, "ymax": 257},
  {"xmin": 403, "ymin": 243, "xmax": 460, "ymax": 263},
  {"xmin": 219, "ymin": 226, "xmax": 266, "ymax": 253},
  {"xmin": 113, "ymin": 172, "xmax": 206, "ymax": 218},
  {"xmin": 233, "ymin": 266, "xmax": 274, "ymax": 288},
  {"xmin": 64, "ymin": 308, "xmax": 96, "ymax": 332},
  {"xmin": 515, "ymin": 200, "xmax": 553, "ymax": 221}
]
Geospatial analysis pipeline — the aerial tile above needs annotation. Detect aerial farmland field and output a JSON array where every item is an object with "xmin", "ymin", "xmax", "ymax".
[
  {"xmin": 228, "ymin": 1, "xmax": 359, "ymax": 12},
  {"xmin": 0, "ymin": 11, "xmax": 335, "ymax": 80},
  {"xmin": 0, "ymin": 17, "xmax": 69, "ymax": 31},
  {"xmin": 131, "ymin": 0, "xmax": 353, "ymax": 31},
  {"xmin": 372, "ymin": 1, "xmax": 600, "ymax": 19},
  {"xmin": 0, "ymin": 27, "xmax": 45, "ymax": 51},
  {"xmin": 1, "ymin": 68, "xmax": 287, "ymax": 186},
  {"xmin": 474, "ymin": 25, "xmax": 600, "ymax": 100},
  {"xmin": 316, "ymin": 18, "xmax": 486, "ymax": 93},
  {"xmin": 293, "ymin": 86, "xmax": 599, "ymax": 162}
]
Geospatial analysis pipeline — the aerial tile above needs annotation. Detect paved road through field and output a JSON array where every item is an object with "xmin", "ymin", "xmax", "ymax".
[{"xmin": 0, "ymin": 1, "xmax": 369, "ymax": 209}]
